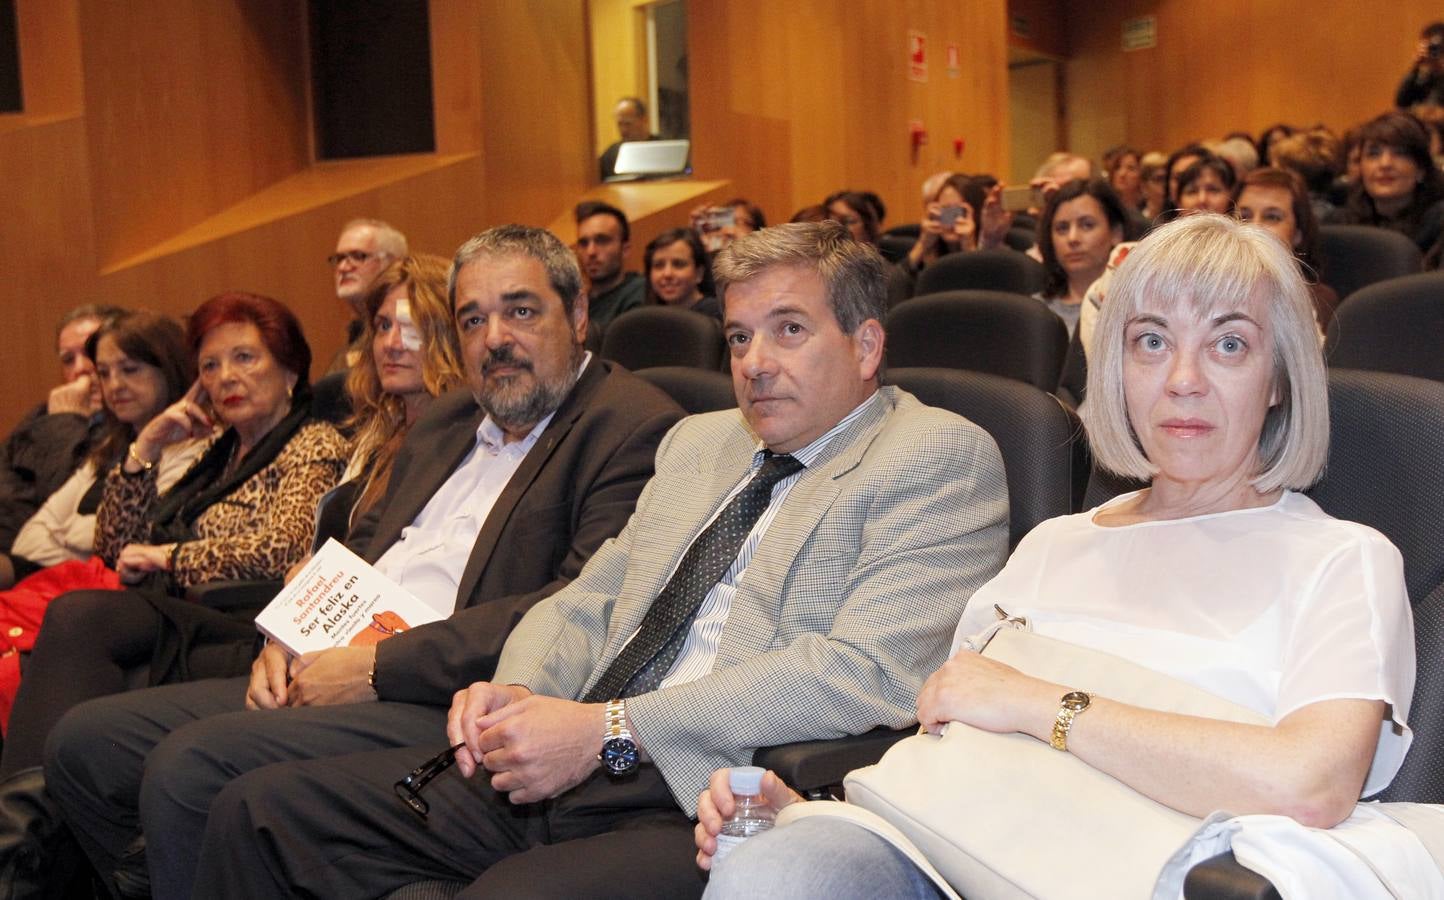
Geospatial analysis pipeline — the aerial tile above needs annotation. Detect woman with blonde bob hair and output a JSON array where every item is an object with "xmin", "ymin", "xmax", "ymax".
[
  {"xmin": 344, "ymin": 253, "xmax": 465, "ymax": 521},
  {"xmin": 697, "ymin": 214, "xmax": 1421, "ymax": 899}
]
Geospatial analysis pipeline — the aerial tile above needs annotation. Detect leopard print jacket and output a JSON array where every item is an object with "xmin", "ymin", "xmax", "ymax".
[{"xmin": 96, "ymin": 421, "xmax": 351, "ymax": 588}]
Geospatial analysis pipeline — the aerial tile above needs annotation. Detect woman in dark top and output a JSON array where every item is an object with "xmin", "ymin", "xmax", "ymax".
[
  {"xmin": 1327, "ymin": 111, "xmax": 1444, "ymax": 264},
  {"xmin": 645, "ymin": 228, "xmax": 720, "ymax": 320}
]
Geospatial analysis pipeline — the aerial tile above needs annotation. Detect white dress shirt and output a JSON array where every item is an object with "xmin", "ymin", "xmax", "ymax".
[{"xmin": 371, "ymin": 411, "xmax": 555, "ymax": 613}]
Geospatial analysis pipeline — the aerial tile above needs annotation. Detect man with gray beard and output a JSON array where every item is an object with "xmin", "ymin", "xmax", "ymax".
[{"xmin": 43, "ymin": 225, "xmax": 685, "ymax": 900}]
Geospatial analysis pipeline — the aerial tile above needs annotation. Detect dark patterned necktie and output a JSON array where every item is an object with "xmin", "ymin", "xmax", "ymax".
[{"xmin": 582, "ymin": 452, "xmax": 805, "ymax": 702}]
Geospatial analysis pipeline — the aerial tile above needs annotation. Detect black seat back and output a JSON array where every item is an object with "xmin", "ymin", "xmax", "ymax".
[
  {"xmin": 886, "ymin": 290, "xmax": 1069, "ymax": 391},
  {"xmin": 1325, "ymin": 271, "xmax": 1444, "ymax": 384},
  {"xmin": 1317, "ymin": 224, "xmax": 1422, "ymax": 301},
  {"xmin": 891, "ymin": 367, "xmax": 1083, "ymax": 548},
  {"xmin": 914, "ymin": 248, "xmax": 1048, "ymax": 297},
  {"xmin": 599, "ymin": 306, "xmax": 724, "ymax": 371},
  {"xmin": 634, "ymin": 366, "xmax": 737, "ymax": 414}
]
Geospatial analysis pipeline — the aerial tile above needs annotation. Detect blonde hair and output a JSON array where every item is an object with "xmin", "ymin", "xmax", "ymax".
[
  {"xmin": 1081, "ymin": 214, "xmax": 1329, "ymax": 492},
  {"xmin": 346, "ymin": 254, "xmax": 465, "ymax": 516}
]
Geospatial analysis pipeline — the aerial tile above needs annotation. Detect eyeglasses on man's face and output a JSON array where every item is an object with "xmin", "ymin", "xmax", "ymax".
[{"xmin": 327, "ymin": 250, "xmax": 382, "ymax": 268}]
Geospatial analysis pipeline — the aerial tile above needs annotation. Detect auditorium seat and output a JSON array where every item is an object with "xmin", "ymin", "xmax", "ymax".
[
  {"xmin": 877, "ymin": 233, "xmax": 914, "ymax": 264},
  {"xmin": 634, "ymin": 366, "xmax": 736, "ymax": 414},
  {"xmin": 598, "ymin": 306, "xmax": 725, "ymax": 371},
  {"xmin": 1316, "ymin": 225, "xmax": 1422, "ymax": 302},
  {"xmin": 1003, "ymin": 226, "xmax": 1037, "ymax": 252},
  {"xmin": 1324, "ymin": 271, "xmax": 1444, "ymax": 383},
  {"xmin": 885, "ymin": 290, "xmax": 1069, "ymax": 391},
  {"xmin": 1055, "ymin": 327, "xmax": 1087, "ymax": 409},
  {"xmin": 914, "ymin": 248, "xmax": 1048, "ymax": 297},
  {"xmin": 755, "ymin": 367, "xmax": 1087, "ymax": 793}
]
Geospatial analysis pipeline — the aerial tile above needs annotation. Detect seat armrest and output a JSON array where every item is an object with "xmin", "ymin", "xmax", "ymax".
[
  {"xmin": 185, "ymin": 580, "xmax": 282, "ymax": 615},
  {"xmin": 753, "ymin": 727, "xmax": 915, "ymax": 796},
  {"xmin": 1183, "ymin": 851, "xmax": 1280, "ymax": 900}
]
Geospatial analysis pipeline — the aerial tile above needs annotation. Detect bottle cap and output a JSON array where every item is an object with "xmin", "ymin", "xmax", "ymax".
[{"xmin": 728, "ymin": 766, "xmax": 765, "ymax": 795}]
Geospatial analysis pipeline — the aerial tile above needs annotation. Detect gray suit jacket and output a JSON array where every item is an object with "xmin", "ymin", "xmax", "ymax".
[{"xmin": 493, "ymin": 386, "xmax": 1010, "ymax": 812}]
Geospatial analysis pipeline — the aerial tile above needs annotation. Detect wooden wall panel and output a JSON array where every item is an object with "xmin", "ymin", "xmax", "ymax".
[
  {"xmin": 479, "ymin": 0, "xmax": 593, "ymax": 227},
  {"xmin": 78, "ymin": 0, "xmax": 311, "ymax": 265},
  {"xmin": 1065, "ymin": 0, "xmax": 1443, "ymax": 162},
  {"xmin": 690, "ymin": 0, "xmax": 1011, "ymax": 230},
  {"xmin": 13, "ymin": 0, "xmax": 81, "ymax": 116}
]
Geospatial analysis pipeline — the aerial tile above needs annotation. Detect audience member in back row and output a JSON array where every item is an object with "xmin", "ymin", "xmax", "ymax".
[
  {"xmin": 0, "ymin": 304, "xmax": 124, "ymax": 580},
  {"xmin": 44, "ymin": 225, "xmax": 684, "ymax": 899},
  {"xmin": 1257, "ymin": 123, "xmax": 1295, "ymax": 167},
  {"xmin": 0, "ymin": 293, "xmax": 349, "ymax": 785},
  {"xmin": 825, "ymin": 190, "xmax": 882, "ymax": 245},
  {"xmin": 326, "ymin": 218, "xmax": 409, "ymax": 373},
  {"xmin": 1034, "ymin": 178, "xmax": 1128, "ymax": 338},
  {"xmin": 1235, "ymin": 167, "xmax": 1340, "ymax": 333},
  {"xmin": 1271, "ymin": 128, "xmax": 1345, "ymax": 222},
  {"xmin": 1396, "ymin": 21, "xmax": 1444, "ymax": 110},
  {"xmin": 1326, "ymin": 111, "xmax": 1444, "ymax": 265},
  {"xmin": 645, "ymin": 227, "xmax": 720, "ymax": 320},
  {"xmin": 903, "ymin": 174, "xmax": 985, "ymax": 275},
  {"xmin": 1139, "ymin": 150, "xmax": 1169, "ymax": 222},
  {"xmin": 1103, "ymin": 144, "xmax": 1143, "ymax": 212},
  {"xmin": 575, "ymin": 201, "xmax": 646, "ymax": 347},
  {"xmin": 1173, "ymin": 155, "xmax": 1237, "ymax": 218}
]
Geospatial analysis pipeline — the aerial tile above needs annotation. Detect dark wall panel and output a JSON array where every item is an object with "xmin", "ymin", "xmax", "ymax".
[{"xmin": 311, "ymin": 0, "xmax": 435, "ymax": 158}]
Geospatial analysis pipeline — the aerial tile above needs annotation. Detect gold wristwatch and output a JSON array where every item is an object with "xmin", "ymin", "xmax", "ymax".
[{"xmin": 1049, "ymin": 690, "xmax": 1092, "ymax": 751}]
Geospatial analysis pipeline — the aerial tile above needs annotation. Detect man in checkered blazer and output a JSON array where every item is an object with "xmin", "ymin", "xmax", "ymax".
[{"xmin": 194, "ymin": 221, "xmax": 1010, "ymax": 899}]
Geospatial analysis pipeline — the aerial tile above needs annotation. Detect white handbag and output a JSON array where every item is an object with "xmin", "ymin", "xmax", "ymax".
[{"xmin": 833, "ymin": 612, "xmax": 1269, "ymax": 899}]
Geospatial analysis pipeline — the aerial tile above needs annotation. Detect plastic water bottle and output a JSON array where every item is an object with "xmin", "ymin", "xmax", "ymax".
[{"xmin": 712, "ymin": 766, "xmax": 775, "ymax": 865}]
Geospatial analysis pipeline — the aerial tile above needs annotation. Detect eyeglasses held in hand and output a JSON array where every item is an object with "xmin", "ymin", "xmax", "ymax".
[
  {"xmin": 394, "ymin": 741, "xmax": 466, "ymax": 819},
  {"xmin": 326, "ymin": 250, "xmax": 380, "ymax": 268}
]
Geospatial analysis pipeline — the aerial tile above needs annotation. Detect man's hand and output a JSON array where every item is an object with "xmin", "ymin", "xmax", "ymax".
[
  {"xmin": 47, "ymin": 375, "xmax": 94, "ymax": 416},
  {"xmin": 286, "ymin": 646, "xmax": 378, "ymax": 707},
  {"xmin": 694, "ymin": 768, "xmax": 802, "ymax": 871},
  {"xmin": 474, "ymin": 696, "xmax": 607, "ymax": 804},
  {"xmin": 116, "ymin": 543, "xmax": 172, "ymax": 584},
  {"xmin": 446, "ymin": 682, "xmax": 533, "ymax": 779},
  {"xmin": 246, "ymin": 642, "xmax": 292, "ymax": 709}
]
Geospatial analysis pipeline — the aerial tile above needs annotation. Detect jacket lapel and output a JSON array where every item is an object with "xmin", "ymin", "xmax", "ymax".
[
  {"xmin": 714, "ymin": 388, "xmax": 896, "ymax": 668},
  {"xmin": 452, "ymin": 360, "xmax": 606, "ymax": 605},
  {"xmin": 364, "ymin": 400, "xmax": 484, "ymax": 563}
]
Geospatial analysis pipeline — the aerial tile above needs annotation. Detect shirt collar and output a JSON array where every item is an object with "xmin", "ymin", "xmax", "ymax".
[
  {"xmin": 475, "ymin": 352, "xmax": 591, "ymax": 455},
  {"xmin": 751, "ymin": 389, "xmax": 881, "ymax": 470}
]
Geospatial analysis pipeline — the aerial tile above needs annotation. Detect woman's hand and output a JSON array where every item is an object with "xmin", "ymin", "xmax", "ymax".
[
  {"xmin": 916, "ymin": 650, "xmax": 1058, "ymax": 739},
  {"xmin": 129, "ymin": 379, "xmax": 212, "ymax": 469},
  {"xmin": 116, "ymin": 543, "xmax": 173, "ymax": 584},
  {"xmin": 694, "ymin": 767, "xmax": 802, "ymax": 871}
]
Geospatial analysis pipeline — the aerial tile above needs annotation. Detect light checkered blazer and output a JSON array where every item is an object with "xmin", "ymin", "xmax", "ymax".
[{"xmin": 492, "ymin": 385, "xmax": 1010, "ymax": 814}]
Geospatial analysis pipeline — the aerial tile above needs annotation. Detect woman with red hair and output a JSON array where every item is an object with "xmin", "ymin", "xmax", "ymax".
[{"xmin": 0, "ymin": 293, "xmax": 348, "ymax": 870}]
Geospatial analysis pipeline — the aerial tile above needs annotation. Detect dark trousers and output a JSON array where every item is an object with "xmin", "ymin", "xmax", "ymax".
[
  {"xmin": 1, "ymin": 590, "xmax": 159, "ymax": 776},
  {"xmin": 43, "ymin": 677, "xmax": 450, "ymax": 900},
  {"xmin": 195, "ymin": 745, "xmax": 704, "ymax": 899}
]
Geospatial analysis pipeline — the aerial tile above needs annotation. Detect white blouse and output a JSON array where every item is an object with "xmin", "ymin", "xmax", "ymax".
[{"xmin": 952, "ymin": 489, "xmax": 1415, "ymax": 797}]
